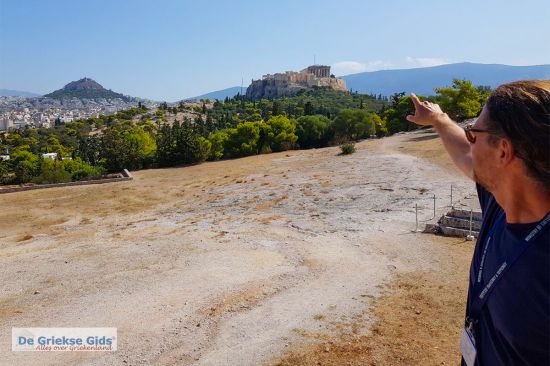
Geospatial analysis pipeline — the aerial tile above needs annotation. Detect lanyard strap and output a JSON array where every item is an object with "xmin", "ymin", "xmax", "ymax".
[
  {"xmin": 468, "ymin": 211, "xmax": 550, "ymax": 326},
  {"xmin": 476, "ymin": 212, "xmax": 505, "ymax": 284}
]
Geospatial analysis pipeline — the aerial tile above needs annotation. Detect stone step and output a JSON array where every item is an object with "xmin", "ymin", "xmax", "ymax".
[
  {"xmin": 439, "ymin": 215, "xmax": 482, "ymax": 231},
  {"xmin": 424, "ymin": 223, "xmax": 440, "ymax": 234},
  {"xmin": 424, "ymin": 223, "xmax": 479, "ymax": 238},
  {"xmin": 449, "ymin": 209, "xmax": 482, "ymax": 221},
  {"xmin": 440, "ymin": 225, "xmax": 479, "ymax": 238}
]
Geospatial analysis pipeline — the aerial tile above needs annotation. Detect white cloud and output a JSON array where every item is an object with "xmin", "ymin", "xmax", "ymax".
[
  {"xmin": 405, "ymin": 57, "xmax": 451, "ymax": 68},
  {"xmin": 331, "ymin": 60, "xmax": 393, "ymax": 76},
  {"xmin": 331, "ymin": 57, "xmax": 452, "ymax": 75}
]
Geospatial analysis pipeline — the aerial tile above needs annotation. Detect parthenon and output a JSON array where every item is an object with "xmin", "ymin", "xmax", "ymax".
[{"xmin": 305, "ymin": 65, "xmax": 331, "ymax": 78}]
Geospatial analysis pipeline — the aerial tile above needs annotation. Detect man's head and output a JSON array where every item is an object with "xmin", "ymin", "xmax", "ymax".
[{"xmin": 471, "ymin": 80, "xmax": 550, "ymax": 192}]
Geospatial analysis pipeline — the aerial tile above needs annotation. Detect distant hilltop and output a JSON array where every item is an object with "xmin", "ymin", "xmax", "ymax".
[
  {"xmin": 0, "ymin": 89, "xmax": 41, "ymax": 98},
  {"xmin": 246, "ymin": 65, "xmax": 347, "ymax": 100},
  {"xmin": 44, "ymin": 77, "xmax": 132, "ymax": 101},
  {"xmin": 63, "ymin": 77, "xmax": 104, "ymax": 91}
]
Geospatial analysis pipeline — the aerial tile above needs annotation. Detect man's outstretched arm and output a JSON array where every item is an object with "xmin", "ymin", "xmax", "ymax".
[{"xmin": 406, "ymin": 93, "xmax": 474, "ymax": 180}]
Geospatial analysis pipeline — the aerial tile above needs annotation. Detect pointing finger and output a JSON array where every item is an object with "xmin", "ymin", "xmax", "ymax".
[{"xmin": 410, "ymin": 93, "xmax": 422, "ymax": 108}]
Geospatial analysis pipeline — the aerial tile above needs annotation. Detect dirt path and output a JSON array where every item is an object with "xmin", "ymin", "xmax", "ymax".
[{"xmin": 0, "ymin": 129, "xmax": 479, "ymax": 365}]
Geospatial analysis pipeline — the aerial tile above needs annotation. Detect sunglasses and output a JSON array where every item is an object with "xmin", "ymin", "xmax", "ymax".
[{"xmin": 463, "ymin": 123, "xmax": 499, "ymax": 143}]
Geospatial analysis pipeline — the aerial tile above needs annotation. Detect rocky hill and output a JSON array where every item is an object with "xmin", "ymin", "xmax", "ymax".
[
  {"xmin": 44, "ymin": 77, "xmax": 132, "ymax": 101},
  {"xmin": 246, "ymin": 65, "xmax": 347, "ymax": 100}
]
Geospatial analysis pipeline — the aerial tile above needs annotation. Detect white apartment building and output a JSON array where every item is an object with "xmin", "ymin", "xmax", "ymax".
[{"xmin": 41, "ymin": 153, "xmax": 58, "ymax": 160}]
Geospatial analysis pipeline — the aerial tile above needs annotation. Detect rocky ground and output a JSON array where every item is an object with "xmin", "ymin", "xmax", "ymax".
[{"xmin": 0, "ymin": 128, "xmax": 480, "ymax": 365}]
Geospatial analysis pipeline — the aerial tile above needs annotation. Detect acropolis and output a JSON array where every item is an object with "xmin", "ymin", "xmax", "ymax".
[{"xmin": 246, "ymin": 65, "xmax": 347, "ymax": 100}]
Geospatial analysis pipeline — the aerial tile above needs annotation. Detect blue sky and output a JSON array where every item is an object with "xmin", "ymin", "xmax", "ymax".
[{"xmin": 1, "ymin": 0, "xmax": 549, "ymax": 101}]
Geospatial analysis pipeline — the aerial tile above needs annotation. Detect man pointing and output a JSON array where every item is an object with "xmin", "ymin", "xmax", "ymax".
[{"xmin": 407, "ymin": 80, "xmax": 550, "ymax": 365}]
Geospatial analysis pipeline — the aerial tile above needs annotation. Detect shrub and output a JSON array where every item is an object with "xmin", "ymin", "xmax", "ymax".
[
  {"xmin": 33, "ymin": 158, "xmax": 103, "ymax": 183},
  {"xmin": 61, "ymin": 158, "xmax": 104, "ymax": 181},
  {"xmin": 33, "ymin": 159, "xmax": 71, "ymax": 184},
  {"xmin": 340, "ymin": 143, "xmax": 356, "ymax": 155}
]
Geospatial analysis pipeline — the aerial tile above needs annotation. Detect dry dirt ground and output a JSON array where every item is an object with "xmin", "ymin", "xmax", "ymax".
[{"xmin": 0, "ymin": 128, "xmax": 480, "ymax": 365}]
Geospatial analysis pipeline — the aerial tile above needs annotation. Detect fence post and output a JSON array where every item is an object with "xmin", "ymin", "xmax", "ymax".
[
  {"xmin": 450, "ymin": 184, "xmax": 453, "ymax": 210},
  {"xmin": 433, "ymin": 194, "xmax": 436, "ymax": 219},
  {"xmin": 415, "ymin": 203, "xmax": 419, "ymax": 232},
  {"xmin": 467, "ymin": 208, "xmax": 474, "ymax": 241}
]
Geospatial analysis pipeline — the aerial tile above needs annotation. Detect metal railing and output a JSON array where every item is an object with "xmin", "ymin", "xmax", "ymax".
[{"xmin": 411, "ymin": 184, "xmax": 479, "ymax": 238}]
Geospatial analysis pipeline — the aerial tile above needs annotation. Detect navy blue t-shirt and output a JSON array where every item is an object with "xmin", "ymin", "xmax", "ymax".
[{"xmin": 463, "ymin": 185, "xmax": 550, "ymax": 365}]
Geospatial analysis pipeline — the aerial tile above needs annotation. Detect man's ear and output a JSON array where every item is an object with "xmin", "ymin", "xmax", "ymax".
[{"xmin": 498, "ymin": 138, "xmax": 515, "ymax": 166}]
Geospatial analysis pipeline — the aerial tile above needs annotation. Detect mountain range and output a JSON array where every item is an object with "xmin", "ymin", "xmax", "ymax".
[
  {"xmin": 340, "ymin": 62, "xmax": 550, "ymax": 96},
  {"xmin": 186, "ymin": 86, "xmax": 244, "ymax": 101},
  {"xmin": 0, "ymin": 89, "xmax": 41, "ymax": 97}
]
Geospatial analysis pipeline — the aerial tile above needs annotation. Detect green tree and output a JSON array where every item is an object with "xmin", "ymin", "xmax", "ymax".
[
  {"xmin": 383, "ymin": 96, "xmax": 415, "ymax": 134},
  {"xmin": 0, "ymin": 160, "xmax": 11, "ymax": 184},
  {"xmin": 205, "ymin": 113, "xmax": 215, "ymax": 133},
  {"xmin": 195, "ymin": 136, "xmax": 211, "ymax": 163},
  {"xmin": 256, "ymin": 122, "xmax": 273, "ymax": 154},
  {"xmin": 304, "ymin": 101, "xmax": 314, "ymax": 116},
  {"xmin": 155, "ymin": 123, "xmax": 173, "ymax": 166},
  {"xmin": 10, "ymin": 150, "xmax": 40, "ymax": 183},
  {"xmin": 195, "ymin": 115, "xmax": 207, "ymax": 136},
  {"xmin": 207, "ymin": 130, "xmax": 229, "ymax": 160},
  {"xmin": 33, "ymin": 159, "xmax": 71, "ymax": 184},
  {"xmin": 155, "ymin": 121, "xmax": 210, "ymax": 166},
  {"xmin": 333, "ymin": 109, "xmax": 377, "ymax": 141},
  {"xmin": 272, "ymin": 101, "xmax": 282, "ymax": 116},
  {"xmin": 45, "ymin": 135, "xmax": 71, "ymax": 156},
  {"xmin": 173, "ymin": 121, "xmax": 209, "ymax": 164},
  {"xmin": 265, "ymin": 115, "xmax": 298, "ymax": 152},
  {"xmin": 372, "ymin": 113, "xmax": 388, "ymax": 137},
  {"xmin": 434, "ymin": 79, "xmax": 485, "ymax": 121},
  {"xmin": 295, "ymin": 115, "xmax": 332, "ymax": 148},
  {"xmin": 224, "ymin": 122, "xmax": 260, "ymax": 158},
  {"xmin": 61, "ymin": 157, "xmax": 104, "ymax": 181},
  {"xmin": 101, "ymin": 125, "xmax": 156, "ymax": 171}
]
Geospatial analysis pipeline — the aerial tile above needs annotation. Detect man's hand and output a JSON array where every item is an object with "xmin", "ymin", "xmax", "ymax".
[
  {"xmin": 406, "ymin": 93, "xmax": 474, "ymax": 179},
  {"xmin": 406, "ymin": 93, "xmax": 447, "ymax": 127}
]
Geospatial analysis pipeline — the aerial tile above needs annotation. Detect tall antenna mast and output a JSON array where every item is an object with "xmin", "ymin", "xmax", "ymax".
[
  {"xmin": 314, "ymin": 54, "xmax": 316, "ymax": 65},
  {"xmin": 240, "ymin": 77, "xmax": 243, "ymax": 96}
]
